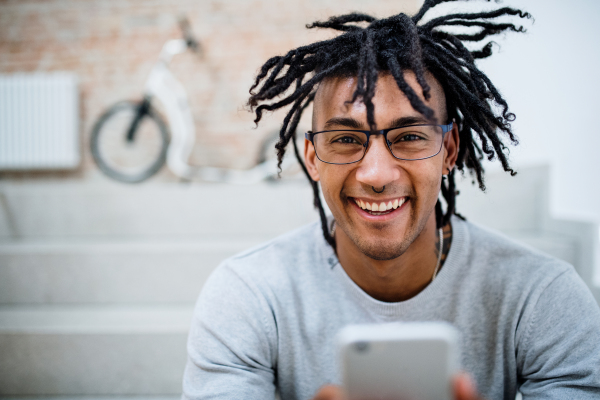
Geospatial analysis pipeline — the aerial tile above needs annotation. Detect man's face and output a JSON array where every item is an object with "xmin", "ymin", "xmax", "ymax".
[{"xmin": 305, "ymin": 72, "xmax": 458, "ymax": 260}]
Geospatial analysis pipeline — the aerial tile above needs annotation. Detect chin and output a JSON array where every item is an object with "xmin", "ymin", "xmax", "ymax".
[{"xmin": 355, "ymin": 238, "xmax": 411, "ymax": 261}]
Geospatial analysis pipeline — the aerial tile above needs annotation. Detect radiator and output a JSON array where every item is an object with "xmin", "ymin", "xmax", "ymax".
[{"xmin": 0, "ymin": 72, "xmax": 79, "ymax": 170}]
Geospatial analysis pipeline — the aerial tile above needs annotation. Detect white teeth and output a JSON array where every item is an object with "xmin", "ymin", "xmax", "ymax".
[{"xmin": 356, "ymin": 197, "xmax": 407, "ymax": 212}]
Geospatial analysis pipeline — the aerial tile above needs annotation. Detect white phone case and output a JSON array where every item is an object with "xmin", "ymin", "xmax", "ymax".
[{"xmin": 337, "ymin": 322, "xmax": 459, "ymax": 400}]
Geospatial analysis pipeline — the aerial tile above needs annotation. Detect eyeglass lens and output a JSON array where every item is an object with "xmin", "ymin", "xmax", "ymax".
[{"xmin": 313, "ymin": 125, "xmax": 445, "ymax": 164}]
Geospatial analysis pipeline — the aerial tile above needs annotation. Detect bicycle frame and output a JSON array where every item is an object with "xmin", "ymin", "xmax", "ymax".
[
  {"xmin": 145, "ymin": 39, "xmax": 195, "ymax": 180},
  {"xmin": 143, "ymin": 39, "xmax": 294, "ymax": 184}
]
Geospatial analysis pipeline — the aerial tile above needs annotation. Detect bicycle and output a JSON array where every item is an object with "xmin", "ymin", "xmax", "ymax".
[{"xmin": 90, "ymin": 18, "xmax": 291, "ymax": 184}]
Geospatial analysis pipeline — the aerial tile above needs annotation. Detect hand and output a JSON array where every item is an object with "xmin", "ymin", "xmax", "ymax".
[
  {"xmin": 453, "ymin": 372, "xmax": 485, "ymax": 400},
  {"xmin": 311, "ymin": 373, "xmax": 485, "ymax": 400}
]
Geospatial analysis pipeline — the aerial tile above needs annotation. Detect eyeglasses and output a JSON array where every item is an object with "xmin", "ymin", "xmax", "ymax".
[{"xmin": 305, "ymin": 123, "xmax": 453, "ymax": 165}]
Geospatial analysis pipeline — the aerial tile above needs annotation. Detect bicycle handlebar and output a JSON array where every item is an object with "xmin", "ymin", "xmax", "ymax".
[{"xmin": 178, "ymin": 16, "xmax": 201, "ymax": 53}]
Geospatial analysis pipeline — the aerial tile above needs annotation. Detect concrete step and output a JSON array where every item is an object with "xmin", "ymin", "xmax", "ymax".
[
  {"xmin": 0, "ymin": 305, "xmax": 192, "ymax": 396},
  {"xmin": 0, "ymin": 238, "xmax": 260, "ymax": 305},
  {"xmin": 0, "ymin": 232, "xmax": 581, "ymax": 305},
  {"xmin": 0, "ymin": 180, "xmax": 317, "ymax": 240}
]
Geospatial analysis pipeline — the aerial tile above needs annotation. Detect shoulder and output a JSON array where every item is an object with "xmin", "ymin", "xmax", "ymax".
[
  {"xmin": 448, "ymin": 216, "xmax": 584, "ymax": 318},
  {"xmin": 202, "ymin": 220, "xmax": 330, "ymax": 300},
  {"xmin": 230, "ymin": 220, "xmax": 322, "ymax": 262},
  {"xmin": 451, "ymin": 218, "xmax": 600, "ymax": 366},
  {"xmin": 457, "ymin": 217, "xmax": 572, "ymax": 281}
]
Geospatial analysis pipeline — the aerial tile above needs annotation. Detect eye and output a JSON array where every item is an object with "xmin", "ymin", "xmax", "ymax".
[
  {"xmin": 398, "ymin": 133, "xmax": 424, "ymax": 142},
  {"xmin": 328, "ymin": 132, "xmax": 366, "ymax": 146},
  {"xmin": 392, "ymin": 131, "xmax": 428, "ymax": 143},
  {"xmin": 334, "ymin": 136, "xmax": 361, "ymax": 144}
]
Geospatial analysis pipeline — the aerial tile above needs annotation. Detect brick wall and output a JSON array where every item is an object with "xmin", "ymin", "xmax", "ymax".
[{"xmin": 0, "ymin": 0, "xmax": 420, "ymax": 181}]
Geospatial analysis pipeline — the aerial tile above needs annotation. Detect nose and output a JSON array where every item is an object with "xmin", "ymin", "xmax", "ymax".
[{"xmin": 354, "ymin": 135, "xmax": 401, "ymax": 188}]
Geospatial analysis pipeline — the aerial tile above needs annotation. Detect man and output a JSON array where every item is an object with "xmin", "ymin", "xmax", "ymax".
[{"xmin": 182, "ymin": 1, "xmax": 600, "ymax": 399}]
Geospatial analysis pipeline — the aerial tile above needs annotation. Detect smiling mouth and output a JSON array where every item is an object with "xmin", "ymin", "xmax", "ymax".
[{"xmin": 352, "ymin": 197, "xmax": 407, "ymax": 216}]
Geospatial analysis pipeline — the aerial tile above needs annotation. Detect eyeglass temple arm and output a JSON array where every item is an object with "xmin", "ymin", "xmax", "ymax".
[{"xmin": 441, "ymin": 122, "xmax": 453, "ymax": 133}]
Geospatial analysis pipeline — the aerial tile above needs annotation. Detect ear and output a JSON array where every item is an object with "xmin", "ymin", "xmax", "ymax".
[
  {"xmin": 442, "ymin": 122, "xmax": 459, "ymax": 174},
  {"xmin": 304, "ymin": 138, "xmax": 321, "ymax": 181}
]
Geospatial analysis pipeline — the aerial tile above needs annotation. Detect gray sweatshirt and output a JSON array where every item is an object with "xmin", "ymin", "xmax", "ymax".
[{"xmin": 183, "ymin": 216, "xmax": 600, "ymax": 400}]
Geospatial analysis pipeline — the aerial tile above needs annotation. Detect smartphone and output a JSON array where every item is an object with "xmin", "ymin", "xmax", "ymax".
[{"xmin": 337, "ymin": 322, "xmax": 459, "ymax": 400}]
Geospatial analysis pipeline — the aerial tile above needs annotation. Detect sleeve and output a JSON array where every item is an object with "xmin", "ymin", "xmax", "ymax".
[
  {"xmin": 517, "ymin": 267, "xmax": 600, "ymax": 399},
  {"xmin": 182, "ymin": 261, "xmax": 278, "ymax": 400}
]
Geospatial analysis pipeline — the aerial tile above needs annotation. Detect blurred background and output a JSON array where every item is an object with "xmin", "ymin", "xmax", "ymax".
[{"xmin": 0, "ymin": 0, "xmax": 598, "ymax": 398}]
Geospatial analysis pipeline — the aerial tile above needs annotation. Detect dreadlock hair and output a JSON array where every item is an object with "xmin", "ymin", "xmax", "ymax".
[{"xmin": 248, "ymin": 0, "xmax": 531, "ymax": 249}]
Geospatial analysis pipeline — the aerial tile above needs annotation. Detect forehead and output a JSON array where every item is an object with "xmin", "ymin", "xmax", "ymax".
[{"xmin": 312, "ymin": 71, "xmax": 447, "ymax": 129}]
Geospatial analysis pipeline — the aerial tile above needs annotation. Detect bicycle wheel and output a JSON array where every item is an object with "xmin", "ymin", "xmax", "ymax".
[{"xmin": 91, "ymin": 100, "xmax": 169, "ymax": 183}]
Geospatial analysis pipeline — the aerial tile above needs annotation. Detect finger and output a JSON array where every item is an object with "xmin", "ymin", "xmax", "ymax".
[
  {"xmin": 312, "ymin": 384, "xmax": 345, "ymax": 400},
  {"xmin": 453, "ymin": 372, "xmax": 481, "ymax": 400}
]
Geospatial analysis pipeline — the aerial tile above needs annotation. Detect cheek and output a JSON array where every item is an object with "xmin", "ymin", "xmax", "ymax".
[
  {"xmin": 318, "ymin": 169, "xmax": 340, "ymax": 197},
  {"xmin": 316, "ymin": 165, "xmax": 352, "ymax": 205},
  {"xmin": 409, "ymin": 165, "xmax": 442, "ymax": 203}
]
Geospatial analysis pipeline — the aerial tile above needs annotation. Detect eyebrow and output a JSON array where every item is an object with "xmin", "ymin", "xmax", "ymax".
[
  {"xmin": 323, "ymin": 117, "xmax": 364, "ymax": 130},
  {"xmin": 388, "ymin": 116, "xmax": 431, "ymax": 128},
  {"xmin": 323, "ymin": 115, "xmax": 432, "ymax": 131}
]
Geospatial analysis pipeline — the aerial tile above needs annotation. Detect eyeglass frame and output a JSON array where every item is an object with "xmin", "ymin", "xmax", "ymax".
[{"xmin": 304, "ymin": 122, "xmax": 454, "ymax": 165}]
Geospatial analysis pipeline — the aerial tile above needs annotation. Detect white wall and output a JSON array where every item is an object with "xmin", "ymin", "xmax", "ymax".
[{"xmin": 472, "ymin": 0, "xmax": 600, "ymax": 225}]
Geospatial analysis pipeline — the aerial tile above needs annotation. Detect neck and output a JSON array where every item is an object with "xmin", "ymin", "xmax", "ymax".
[{"xmin": 335, "ymin": 213, "xmax": 451, "ymax": 302}]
